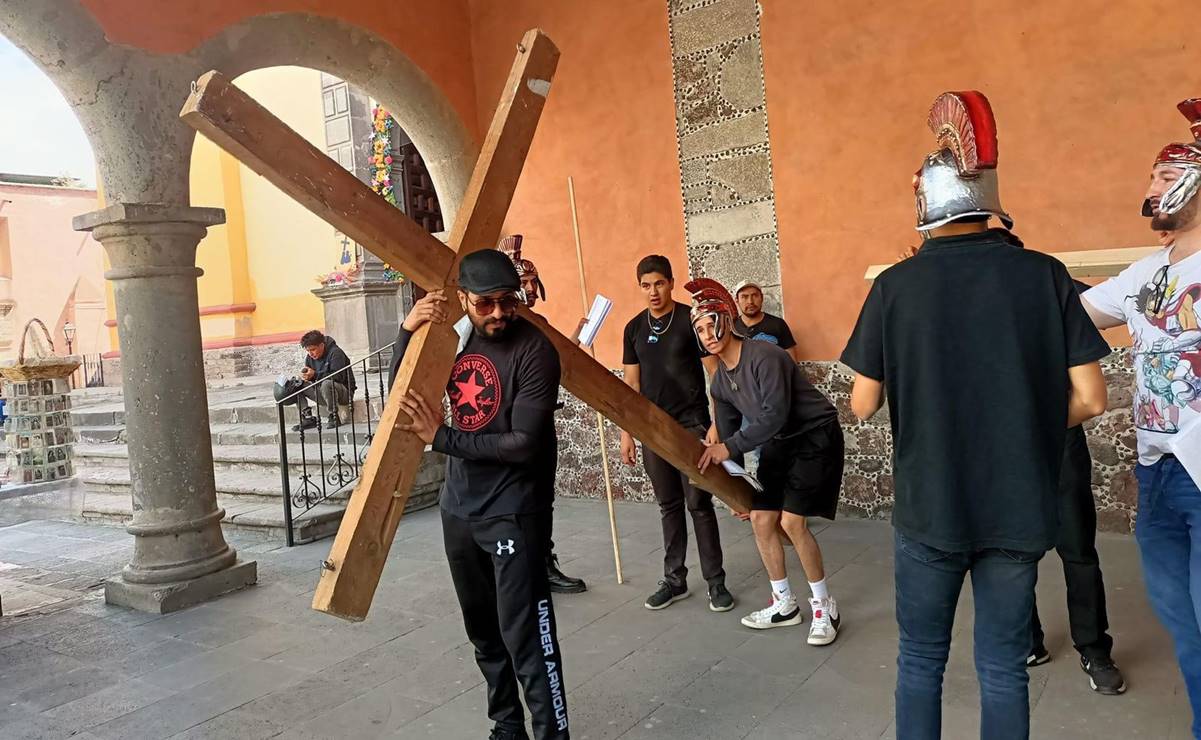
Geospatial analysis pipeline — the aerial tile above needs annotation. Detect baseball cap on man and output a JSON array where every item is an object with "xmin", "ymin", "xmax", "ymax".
[
  {"xmin": 458, "ymin": 249, "xmax": 520, "ymax": 295},
  {"xmin": 732, "ymin": 280, "xmax": 762, "ymax": 296}
]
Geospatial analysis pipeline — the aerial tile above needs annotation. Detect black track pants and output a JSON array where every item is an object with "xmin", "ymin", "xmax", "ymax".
[{"xmin": 442, "ymin": 508, "xmax": 570, "ymax": 739}]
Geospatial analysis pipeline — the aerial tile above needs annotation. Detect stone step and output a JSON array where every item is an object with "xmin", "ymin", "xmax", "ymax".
[
  {"xmin": 71, "ymin": 398, "xmax": 388, "ymax": 429},
  {"xmin": 80, "ymin": 491, "xmax": 347, "ymax": 544},
  {"xmin": 74, "ymin": 422, "xmax": 384, "ymax": 449},
  {"xmin": 75, "ymin": 444, "xmax": 446, "ymax": 500}
]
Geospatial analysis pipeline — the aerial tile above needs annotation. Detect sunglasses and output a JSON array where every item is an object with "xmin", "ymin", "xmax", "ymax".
[
  {"xmin": 1149, "ymin": 264, "xmax": 1170, "ymax": 315},
  {"xmin": 469, "ymin": 294, "xmax": 521, "ymax": 314}
]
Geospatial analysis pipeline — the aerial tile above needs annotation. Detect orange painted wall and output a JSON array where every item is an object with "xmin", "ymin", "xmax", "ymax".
[
  {"xmin": 0, "ymin": 184, "xmax": 108, "ymax": 359},
  {"xmin": 760, "ymin": 0, "xmax": 1192, "ymax": 359},
  {"xmin": 468, "ymin": 0, "xmax": 688, "ymax": 368},
  {"xmin": 77, "ymin": 0, "xmax": 481, "ymax": 145}
]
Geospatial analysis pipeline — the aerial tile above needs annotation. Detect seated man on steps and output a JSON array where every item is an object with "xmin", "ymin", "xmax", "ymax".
[{"xmin": 293, "ymin": 330, "xmax": 356, "ymax": 431}]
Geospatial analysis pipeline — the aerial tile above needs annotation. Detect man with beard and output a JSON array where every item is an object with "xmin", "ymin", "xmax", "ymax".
[
  {"xmin": 1081, "ymin": 99, "xmax": 1201, "ymax": 736},
  {"xmin": 841, "ymin": 90, "xmax": 1110, "ymax": 739},
  {"xmin": 732, "ymin": 280, "xmax": 800, "ymax": 362},
  {"xmin": 690, "ymin": 278, "xmax": 845, "ymax": 646},
  {"xmin": 391, "ymin": 249, "xmax": 568, "ymax": 740},
  {"xmin": 499, "ymin": 234, "xmax": 587, "ymax": 595}
]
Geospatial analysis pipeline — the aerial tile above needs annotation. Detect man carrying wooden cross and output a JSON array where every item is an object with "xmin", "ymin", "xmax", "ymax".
[{"xmin": 394, "ymin": 249, "xmax": 569, "ymax": 740}]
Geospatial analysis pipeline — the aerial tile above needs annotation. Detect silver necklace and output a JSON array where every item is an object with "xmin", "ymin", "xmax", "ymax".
[{"xmin": 646, "ymin": 306, "xmax": 674, "ymax": 344}]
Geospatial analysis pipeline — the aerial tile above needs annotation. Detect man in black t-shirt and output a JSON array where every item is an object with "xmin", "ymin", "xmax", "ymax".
[
  {"xmin": 732, "ymin": 280, "xmax": 799, "ymax": 362},
  {"xmin": 840, "ymin": 91, "xmax": 1110, "ymax": 740},
  {"xmin": 619, "ymin": 254, "xmax": 733, "ymax": 613},
  {"xmin": 393, "ymin": 250, "xmax": 568, "ymax": 740},
  {"xmin": 499, "ymin": 234, "xmax": 588, "ymax": 595}
]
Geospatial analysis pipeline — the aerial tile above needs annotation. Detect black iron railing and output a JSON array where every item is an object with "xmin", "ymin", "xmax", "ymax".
[
  {"xmin": 276, "ymin": 343, "xmax": 393, "ymax": 546},
  {"xmin": 71, "ymin": 354, "xmax": 106, "ymax": 389}
]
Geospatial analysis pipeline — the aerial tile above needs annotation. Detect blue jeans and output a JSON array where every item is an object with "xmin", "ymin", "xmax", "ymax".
[
  {"xmin": 894, "ymin": 531, "xmax": 1042, "ymax": 740},
  {"xmin": 1135, "ymin": 456, "xmax": 1201, "ymax": 737}
]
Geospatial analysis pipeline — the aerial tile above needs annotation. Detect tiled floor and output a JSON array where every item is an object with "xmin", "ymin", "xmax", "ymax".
[{"xmin": 0, "ymin": 499, "xmax": 1190, "ymax": 739}]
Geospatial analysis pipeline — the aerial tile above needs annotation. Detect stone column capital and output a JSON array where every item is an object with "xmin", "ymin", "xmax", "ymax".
[
  {"xmin": 73, "ymin": 203, "xmax": 227, "ymax": 281},
  {"xmin": 72, "ymin": 203, "xmax": 226, "ymax": 233}
]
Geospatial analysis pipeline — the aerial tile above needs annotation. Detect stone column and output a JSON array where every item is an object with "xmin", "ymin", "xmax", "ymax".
[{"xmin": 73, "ymin": 203, "xmax": 256, "ymax": 613}]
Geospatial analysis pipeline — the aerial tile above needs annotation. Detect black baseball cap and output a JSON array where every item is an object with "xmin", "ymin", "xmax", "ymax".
[{"xmin": 458, "ymin": 249, "xmax": 520, "ymax": 295}]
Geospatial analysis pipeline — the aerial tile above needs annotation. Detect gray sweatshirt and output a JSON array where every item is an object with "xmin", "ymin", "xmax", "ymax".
[{"xmin": 711, "ymin": 339, "xmax": 837, "ymax": 456}]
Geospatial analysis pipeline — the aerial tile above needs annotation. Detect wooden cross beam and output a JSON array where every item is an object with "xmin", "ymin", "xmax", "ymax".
[{"xmin": 181, "ymin": 29, "xmax": 754, "ymax": 622}]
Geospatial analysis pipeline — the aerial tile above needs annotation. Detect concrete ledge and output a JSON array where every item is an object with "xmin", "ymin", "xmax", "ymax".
[{"xmin": 104, "ymin": 558, "xmax": 257, "ymax": 614}]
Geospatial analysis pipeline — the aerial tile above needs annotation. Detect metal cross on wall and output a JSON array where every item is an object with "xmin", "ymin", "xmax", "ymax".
[{"xmin": 181, "ymin": 29, "xmax": 754, "ymax": 622}]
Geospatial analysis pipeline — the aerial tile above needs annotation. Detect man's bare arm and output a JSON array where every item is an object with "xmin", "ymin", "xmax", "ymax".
[
  {"xmin": 850, "ymin": 374, "xmax": 885, "ymax": 420},
  {"xmin": 1081, "ymin": 296, "xmax": 1125, "ymax": 331},
  {"xmin": 1067, "ymin": 361, "xmax": 1108, "ymax": 427}
]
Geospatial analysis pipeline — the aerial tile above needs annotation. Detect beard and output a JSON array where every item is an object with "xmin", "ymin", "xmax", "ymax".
[
  {"xmin": 472, "ymin": 314, "xmax": 512, "ymax": 340},
  {"xmin": 1152, "ymin": 194, "xmax": 1201, "ymax": 231}
]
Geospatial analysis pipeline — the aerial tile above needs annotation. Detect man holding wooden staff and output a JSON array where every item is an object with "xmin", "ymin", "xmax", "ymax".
[
  {"xmin": 391, "ymin": 249, "xmax": 569, "ymax": 740},
  {"xmin": 499, "ymin": 234, "xmax": 588, "ymax": 595}
]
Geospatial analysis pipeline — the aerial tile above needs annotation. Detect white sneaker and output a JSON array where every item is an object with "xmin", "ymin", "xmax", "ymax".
[
  {"xmin": 740, "ymin": 596, "xmax": 803, "ymax": 630},
  {"xmin": 807, "ymin": 597, "xmax": 840, "ymax": 646}
]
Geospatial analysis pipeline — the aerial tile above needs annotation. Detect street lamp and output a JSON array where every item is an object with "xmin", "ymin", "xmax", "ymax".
[{"xmin": 62, "ymin": 322, "xmax": 75, "ymax": 354}]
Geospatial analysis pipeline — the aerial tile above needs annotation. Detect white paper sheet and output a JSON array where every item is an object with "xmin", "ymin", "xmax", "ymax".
[
  {"xmin": 721, "ymin": 459, "xmax": 764, "ymax": 492},
  {"xmin": 577, "ymin": 294, "xmax": 613, "ymax": 348}
]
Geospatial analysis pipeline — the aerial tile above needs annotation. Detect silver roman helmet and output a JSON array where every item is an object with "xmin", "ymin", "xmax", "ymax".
[{"xmin": 914, "ymin": 91, "xmax": 1012, "ymax": 234}]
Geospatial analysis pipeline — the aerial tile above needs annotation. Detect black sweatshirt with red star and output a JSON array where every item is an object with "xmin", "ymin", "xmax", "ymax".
[{"xmin": 390, "ymin": 317, "xmax": 561, "ymax": 520}]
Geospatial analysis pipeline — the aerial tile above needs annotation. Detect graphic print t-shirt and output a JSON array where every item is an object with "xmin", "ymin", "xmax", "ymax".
[
  {"xmin": 1085, "ymin": 247, "xmax": 1201, "ymax": 465},
  {"xmin": 622, "ymin": 302, "xmax": 711, "ymax": 428},
  {"xmin": 734, "ymin": 313, "xmax": 797, "ymax": 350},
  {"xmin": 389, "ymin": 318, "xmax": 560, "ymax": 520}
]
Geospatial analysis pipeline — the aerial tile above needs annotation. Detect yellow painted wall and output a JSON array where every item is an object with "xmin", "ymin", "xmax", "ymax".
[
  {"xmin": 182, "ymin": 65, "xmax": 338, "ymax": 345},
  {"xmin": 234, "ymin": 67, "xmax": 333, "ymax": 339}
]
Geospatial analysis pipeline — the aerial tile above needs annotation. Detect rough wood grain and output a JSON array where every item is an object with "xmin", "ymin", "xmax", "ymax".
[{"xmin": 181, "ymin": 30, "xmax": 753, "ymax": 622}]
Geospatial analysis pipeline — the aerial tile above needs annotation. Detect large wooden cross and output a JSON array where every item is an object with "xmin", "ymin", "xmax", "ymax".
[{"xmin": 181, "ymin": 29, "xmax": 754, "ymax": 622}]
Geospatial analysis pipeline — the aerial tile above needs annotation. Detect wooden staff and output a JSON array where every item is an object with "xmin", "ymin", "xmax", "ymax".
[{"xmin": 567, "ymin": 175, "xmax": 624, "ymax": 584}]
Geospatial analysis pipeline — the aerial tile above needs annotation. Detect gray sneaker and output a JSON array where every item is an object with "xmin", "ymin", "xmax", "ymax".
[
  {"xmin": 645, "ymin": 581, "xmax": 689, "ymax": 610},
  {"xmin": 708, "ymin": 583, "xmax": 735, "ymax": 612}
]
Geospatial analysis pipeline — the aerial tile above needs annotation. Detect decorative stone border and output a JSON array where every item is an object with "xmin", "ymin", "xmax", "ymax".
[
  {"xmin": 666, "ymin": 0, "xmax": 785, "ymax": 315},
  {"xmin": 552, "ymin": 350, "xmax": 1140, "ymax": 534}
]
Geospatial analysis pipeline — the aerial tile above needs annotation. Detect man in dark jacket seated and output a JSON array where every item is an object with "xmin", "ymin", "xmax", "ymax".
[{"xmin": 295, "ymin": 330, "xmax": 355, "ymax": 431}]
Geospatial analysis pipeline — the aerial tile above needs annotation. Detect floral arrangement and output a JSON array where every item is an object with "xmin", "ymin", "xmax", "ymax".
[
  {"xmin": 316, "ymin": 261, "xmax": 361, "ymax": 287},
  {"xmin": 382, "ymin": 263, "xmax": 404, "ymax": 283},
  {"xmin": 371, "ymin": 105, "xmax": 397, "ymax": 207}
]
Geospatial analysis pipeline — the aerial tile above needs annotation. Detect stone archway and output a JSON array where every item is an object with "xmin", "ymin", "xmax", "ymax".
[{"xmin": 0, "ymin": 0, "xmax": 477, "ymax": 612}]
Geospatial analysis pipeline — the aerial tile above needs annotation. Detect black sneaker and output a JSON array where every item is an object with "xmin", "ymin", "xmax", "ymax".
[
  {"xmin": 292, "ymin": 413, "xmax": 319, "ymax": 432},
  {"xmin": 708, "ymin": 583, "xmax": 735, "ymax": 612},
  {"xmin": 488, "ymin": 724, "xmax": 530, "ymax": 740},
  {"xmin": 1027, "ymin": 645, "xmax": 1051, "ymax": 667},
  {"xmin": 326, "ymin": 414, "xmax": 341, "ymax": 429},
  {"xmin": 1081, "ymin": 654, "xmax": 1126, "ymax": 695},
  {"xmin": 547, "ymin": 554, "xmax": 587, "ymax": 594},
  {"xmin": 645, "ymin": 580, "xmax": 689, "ymax": 610}
]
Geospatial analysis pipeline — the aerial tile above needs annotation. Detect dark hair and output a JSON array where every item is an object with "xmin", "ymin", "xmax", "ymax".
[
  {"xmin": 300, "ymin": 330, "xmax": 325, "ymax": 348},
  {"xmin": 636, "ymin": 255, "xmax": 673, "ymax": 282}
]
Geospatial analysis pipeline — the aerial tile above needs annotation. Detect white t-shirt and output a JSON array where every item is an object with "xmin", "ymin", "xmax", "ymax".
[{"xmin": 1084, "ymin": 246, "xmax": 1201, "ymax": 465}]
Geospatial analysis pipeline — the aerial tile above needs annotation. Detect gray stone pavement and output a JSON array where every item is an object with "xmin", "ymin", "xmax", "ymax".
[{"xmin": 0, "ymin": 499, "xmax": 1190, "ymax": 739}]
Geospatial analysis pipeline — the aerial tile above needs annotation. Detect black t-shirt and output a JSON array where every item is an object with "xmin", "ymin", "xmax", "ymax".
[
  {"xmin": 840, "ymin": 229, "xmax": 1110, "ymax": 553},
  {"xmin": 622, "ymin": 302, "xmax": 710, "ymax": 428},
  {"xmin": 392, "ymin": 318, "xmax": 561, "ymax": 520},
  {"xmin": 734, "ymin": 313, "xmax": 797, "ymax": 350},
  {"xmin": 710, "ymin": 339, "xmax": 837, "ymax": 456}
]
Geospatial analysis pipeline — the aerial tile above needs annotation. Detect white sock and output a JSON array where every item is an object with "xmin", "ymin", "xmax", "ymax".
[
  {"xmin": 770, "ymin": 578, "xmax": 791, "ymax": 603},
  {"xmin": 809, "ymin": 578, "xmax": 828, "ymax": 602}
]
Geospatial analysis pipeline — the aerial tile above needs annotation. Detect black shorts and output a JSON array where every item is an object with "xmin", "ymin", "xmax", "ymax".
[{"xmin": 752, "ymin": 421, "xmax": 844, "ymax": 518}]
